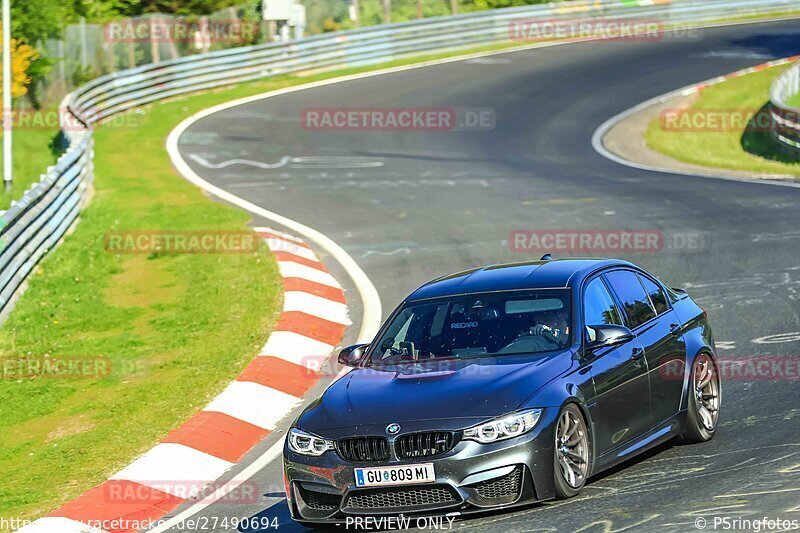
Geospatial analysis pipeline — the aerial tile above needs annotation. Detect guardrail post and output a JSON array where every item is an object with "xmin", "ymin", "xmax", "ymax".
[{"xmin": 769, "ymin": 60, "xmax": 800, "ymax": 160}]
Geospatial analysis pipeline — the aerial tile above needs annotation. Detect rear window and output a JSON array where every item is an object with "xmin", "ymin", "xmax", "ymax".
[
  {"xmin": 604, "ymin": 270, "xmax": 656, "ymax": 329},
  {"xmin": 369, "ymin": 290, "xmax": 571, "ymax": 365}
]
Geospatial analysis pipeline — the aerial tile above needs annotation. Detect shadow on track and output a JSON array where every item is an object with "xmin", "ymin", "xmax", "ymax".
[
  {"xmin": 729, "ymin": 31, "xmax": 800, "ymax": 58},
  {"xmin": 740, "ymin": 103, "xmax": 800, "ymax": 165},
  {"xmin": 239, "ymin": 441, "xmax": 682, "ymax": 531}
]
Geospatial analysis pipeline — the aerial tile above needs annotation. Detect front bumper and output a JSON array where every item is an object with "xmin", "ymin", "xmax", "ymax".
[{"xmin": 283, "ymin": 410, "xmax": 558, "ymax": 524}]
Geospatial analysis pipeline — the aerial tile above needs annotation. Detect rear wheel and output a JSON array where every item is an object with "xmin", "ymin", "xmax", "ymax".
[
  {"xmin": 553, "ymin": 403, "xmax": 590, "ymax": 499},
  {"xmin": 679, "ymin": 353, "xmax": 720, "ymax": 444}
]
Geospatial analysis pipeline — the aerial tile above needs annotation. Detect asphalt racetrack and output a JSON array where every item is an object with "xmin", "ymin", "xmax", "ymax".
[{"xmin": 171, "ymin": 19, "xmax": 800, "ymax": 532}]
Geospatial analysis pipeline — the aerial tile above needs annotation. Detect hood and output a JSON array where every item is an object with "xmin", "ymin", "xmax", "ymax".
[{"xmin": 297, "ymin": 351, "xmax": 574, "ymax": 432}]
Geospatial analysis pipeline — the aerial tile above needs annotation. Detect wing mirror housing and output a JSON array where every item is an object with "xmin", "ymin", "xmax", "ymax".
[
  {"xmin": 338, "ymin": 344, "xmax": 368, "ymax": 367},
  {"xmin": 586, "ymin": 324, "xmax": 634, "ymax": 351}
]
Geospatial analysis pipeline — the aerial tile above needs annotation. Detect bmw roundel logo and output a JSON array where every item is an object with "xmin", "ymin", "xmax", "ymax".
[{"xmin": 386, "ymin": 423, "xmax": 401, "ymax": 435}]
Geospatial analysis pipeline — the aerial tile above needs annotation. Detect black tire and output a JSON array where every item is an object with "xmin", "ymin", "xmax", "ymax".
[
  {"xmin": 553, "ymin": 403, "xmax": 590, "ymax": 499},
  {"xmin": 678, "ymin": 353, "xmax": 721, "ymax": 444}
]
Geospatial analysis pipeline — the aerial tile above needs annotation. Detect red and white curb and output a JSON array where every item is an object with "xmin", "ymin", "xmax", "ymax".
[
  {"xmin": 20, "ymin": 227, "xmax": 350, "ymax": 533},
  {"xmin": 680, "ymin": 55, "xmax": 800, "ymax": 95}
]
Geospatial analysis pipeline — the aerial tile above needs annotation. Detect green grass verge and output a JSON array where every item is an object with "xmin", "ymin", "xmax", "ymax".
[
  {"xmin": 645, "ymin": 64, "xmax": 800, "ymax": 177},
  {"xmin": 0, "ymin": 129, "xmax": 61, "ymax": 210},
  {"xmin": 0, "ymin": 93, "xmax": 286, "ymax": 521},
  {"xmin": 0, "ymin": 41, "xmax": 535, "ymax": 525},
  {"xmin": 788, "ymin": 92, "xmax": 800, "ymax": 108}
]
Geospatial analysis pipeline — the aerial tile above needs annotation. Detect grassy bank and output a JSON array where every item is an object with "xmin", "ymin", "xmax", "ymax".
[
  {"xmin": 645, "ymin": 64, "xmax": 800, "ymax": 177},
  {"xmin": 0, "ymin": 37, "xmax": 568, "ymax": 524},
  {"xmin": 2, "ymin": 12, "xmax": 800, "ymax": 524},
  {"xmin": 0, "ymin": 90, "xmax": 285, "ymax": 521},
  {"xmin": 0, "ymin": 129, "xmax": 61, "ymax": 210},
  {"xmin": 0, "ymin": 44, "xmax": 525, "ymax": 524},
  {"xmin": 788, "ymin": 92, "xmax": 800, "ymax": 108}
]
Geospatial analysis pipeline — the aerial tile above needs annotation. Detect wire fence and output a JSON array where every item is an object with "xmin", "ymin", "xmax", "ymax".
[{"xmin": 33, "ymin": 4, "xmax": 265, "ymax": 105}]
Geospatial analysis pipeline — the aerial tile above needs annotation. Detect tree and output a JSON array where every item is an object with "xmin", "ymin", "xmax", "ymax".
[
  {"xmin": 470, "ymin": 0, "xmax": 543, "ymax": 9},
  {"xmin": 10, "ymin": 0, "xmax": 69, "ymax": 44},
  {"xmin": 134, "ymin": 0, "xmax": 250, "ymax": 16},
  {"xmin": 321, "ymin": 16, "xmax": 341, "ymax": 32},
  {"xmin": 0, "ymin": 29, "xmax": 40, "ymax": 98}
]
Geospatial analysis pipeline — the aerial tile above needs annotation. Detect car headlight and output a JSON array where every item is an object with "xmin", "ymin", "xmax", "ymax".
[
  {"xmin": 463, "ymin": 409, "xmax": 542, "ymax": 444},
  {"xmin": 288, "ymin": 428, "xmax": 334, "ymax": 456}
]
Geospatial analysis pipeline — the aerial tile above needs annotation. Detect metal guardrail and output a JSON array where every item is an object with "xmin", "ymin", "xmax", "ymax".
[
  {"xmin": 0, "ymin": 0, "xmax": 796, "ymax": 317},
  {"xmin": 0, "ymin": 107, "xmax": 93, "ymax": 316},
  {"xmin": 769, "ymin": 61, "xmax": 800, "ymax": 158}
]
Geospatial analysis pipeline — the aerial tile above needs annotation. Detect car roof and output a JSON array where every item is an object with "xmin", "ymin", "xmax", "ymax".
[{"xmin": 407, "ymin": 258, "xmax": 632, "ymax": 301}]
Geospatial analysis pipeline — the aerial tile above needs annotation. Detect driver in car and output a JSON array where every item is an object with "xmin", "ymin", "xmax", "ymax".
[{"xmin": 529, "ymin": 308, "xmax": 569, "ymax": 348}]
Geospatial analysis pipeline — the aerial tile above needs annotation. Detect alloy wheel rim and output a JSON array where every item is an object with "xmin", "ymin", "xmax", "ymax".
[
  {"xmin": 694, "ymin": 355, "xmax": 720, "ymax": 431},
  {"xmin": 555, "ymin": 410, "xmax": 589, "ymax": 488}
]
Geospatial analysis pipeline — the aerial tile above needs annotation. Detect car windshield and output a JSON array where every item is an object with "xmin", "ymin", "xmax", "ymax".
[{"xmin": 369, "ymin": 290, "xmax": 571, "ymax": 365}]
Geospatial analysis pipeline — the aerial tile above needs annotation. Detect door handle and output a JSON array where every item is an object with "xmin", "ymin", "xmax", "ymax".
[
  {"xmin": 631, "ymin": 347, "xmax": 645, "ymax": 360},
  {"xmin": 670, "ymin": 323, "xmax": 681, "ymax": 336}
]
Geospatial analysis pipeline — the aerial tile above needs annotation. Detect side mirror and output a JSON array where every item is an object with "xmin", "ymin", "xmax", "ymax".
[
  {"xmin": 586, "ymin": 324, "xmax": 634, "ymax": 351},
  {"xmin": 338, "ymin": 344, "xmax": 368, "ymax": 367}
]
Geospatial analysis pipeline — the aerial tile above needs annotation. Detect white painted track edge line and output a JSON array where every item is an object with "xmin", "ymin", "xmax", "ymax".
[
  {"xmin": 145, "ymin": 437, "xmax": 286, "ymax": 533},
  {"xmin": 156, "ymin": 14, "xmax": 800, "ymax": 533},
  {"xmin": 252, "ymin": 226, "xmax": 306, "ymax": 244},
  {"xmin": 167, "ymin": 125, "xmax": 381, "ymax": 345}
]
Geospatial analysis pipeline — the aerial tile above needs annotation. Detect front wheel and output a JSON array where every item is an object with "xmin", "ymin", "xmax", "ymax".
[
  {"xmin": 553, "ymin": 403, "xmax": 590, "ymax": 499},
  {"xmin": 679, "ymin": 353, "xmax": 721, "ymax": 444}
]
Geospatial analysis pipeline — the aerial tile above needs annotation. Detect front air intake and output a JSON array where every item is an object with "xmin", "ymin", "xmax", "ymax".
[
  {"xmin": 335, "ymin": 437, "xmax": 390, "ymax": 462},
  {"xmin": 395, "ymin": 431, "xmax": 456, "ymax": 459}
]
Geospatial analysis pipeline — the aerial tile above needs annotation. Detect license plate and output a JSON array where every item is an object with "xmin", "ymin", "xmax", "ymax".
[{"xmin": 354, "ymin": 463, "xmax": 435, "ymax": 487}]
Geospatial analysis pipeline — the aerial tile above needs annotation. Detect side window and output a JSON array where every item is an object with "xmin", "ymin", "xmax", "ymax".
[
  {"xmin": 638, "ymin": 274, "xmax": 669, "ymax": 315},
  {"xmin": 380, "ymin": 309, "xmax": 414, "ymax": 357},
  {"xmin": 604, "ymin": 270, "xmax": 656, "ymax": 329},
  {"xmin": 583, "ymin": 277, "xmax": 623, "ymax": 328}
]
